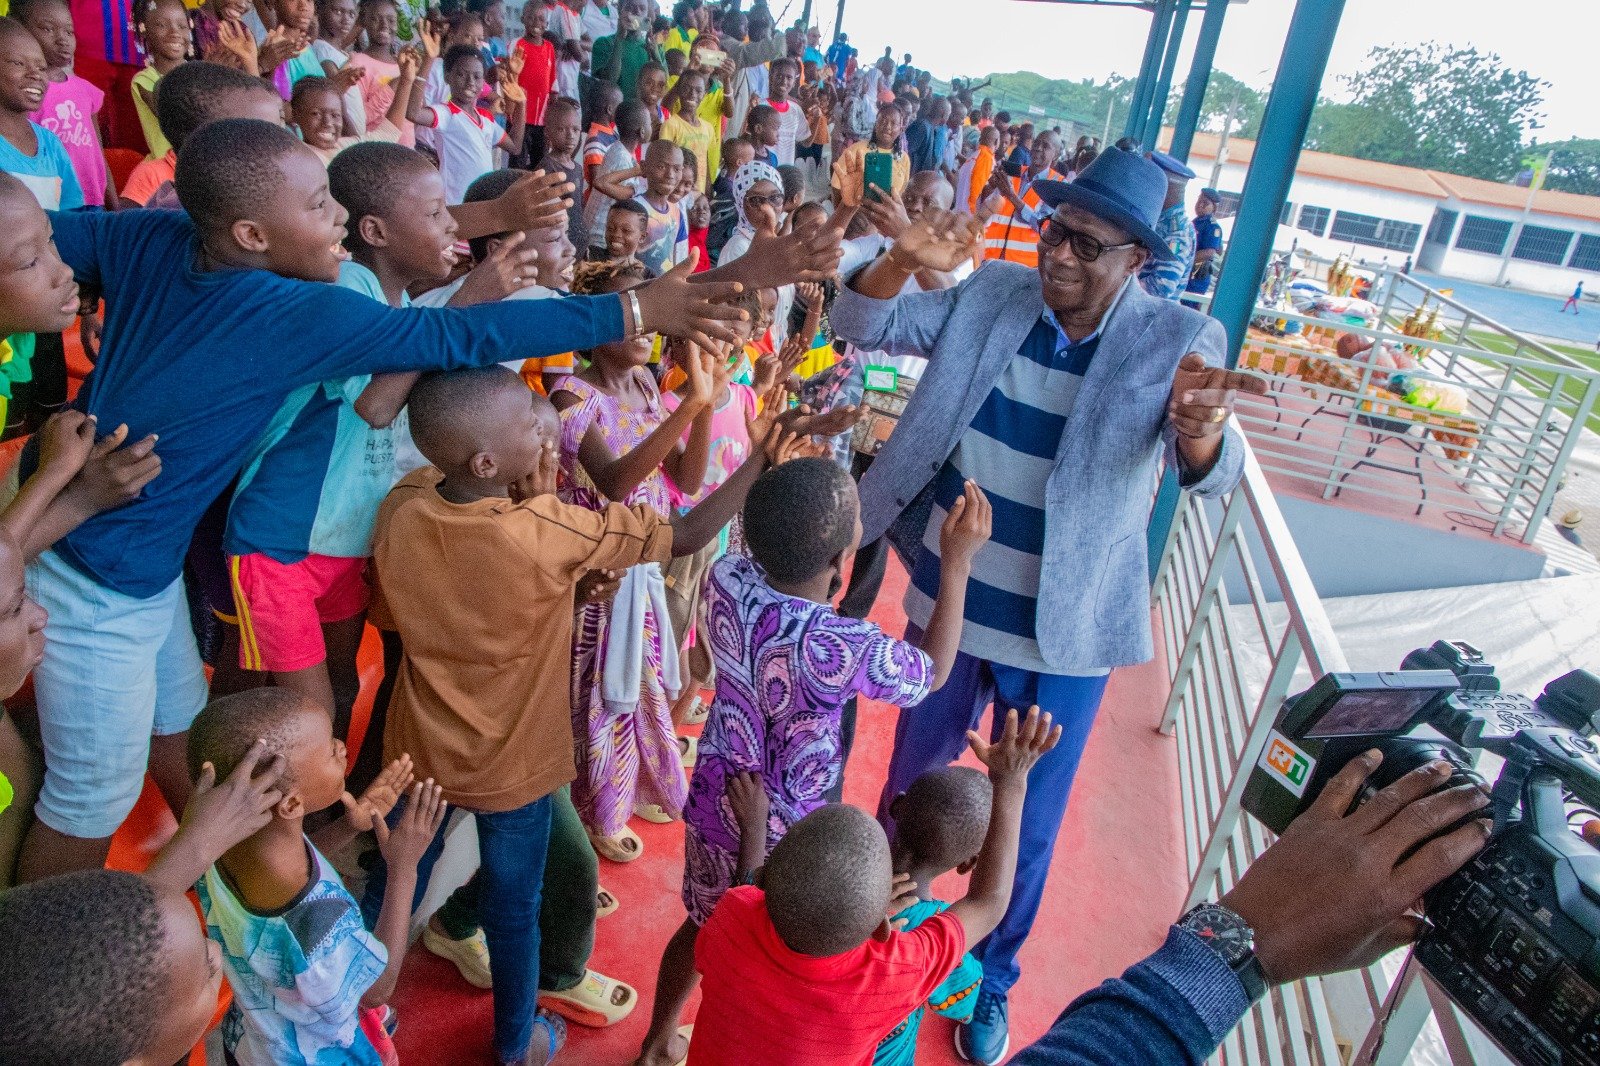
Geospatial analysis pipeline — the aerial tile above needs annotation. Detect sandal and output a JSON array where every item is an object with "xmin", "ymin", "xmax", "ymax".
[
  {"xmin": 517, "ymin": 1010, "xmax": 567, "ymax": 1066},
  {"xmin": 634, "ymin": 802, "xmax": 675, "ymax": 824},
  {"xmin": 588, "ymin": 825, "xmax": 644, "ymax": 863},
  {"xmin": 596, "ymin": 885, "xmax": 619, "ymax": 919},
  {"xmin": 678, "ymin": 734, "xmax": 699, "ymax": 769},
  {"xmin": 538, "ymin": 968, "xmax": 638, "ymax": 1028}
]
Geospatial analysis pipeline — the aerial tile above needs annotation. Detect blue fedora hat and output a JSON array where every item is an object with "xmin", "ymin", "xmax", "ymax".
[{"xmin": 1032, "ymin": 149, "xmax": 1175, "ymax": 260}]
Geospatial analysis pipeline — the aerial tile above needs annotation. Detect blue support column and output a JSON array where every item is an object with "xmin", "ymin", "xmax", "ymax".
[
  {"xmin": 1170, "ymin": 0, "xmax": 1228, "ymax": 162},
  {"xmin": 1147, "ymin": 0, "xmax": 1348, "ymax": 581},
  {"xmin": 1123, "ymin": 0, "xmax": 1175, "ymax": 142},
  {"xmin": 1209, "ymin": 0, "xmax": 1347, "ymax": 368},
  {"xmin": 1140, "ymin": 0, "xmax": 1192, "ymax": 150}
]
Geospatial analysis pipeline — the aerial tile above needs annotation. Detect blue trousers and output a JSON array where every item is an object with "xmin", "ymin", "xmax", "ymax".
[
  {"xmin": 361, "ymin": 795, "xmax": 553, "ymax": 1064},
  {"xmin": 876, "ymin": 637, "xmax": 1108, "ymax": 997}
]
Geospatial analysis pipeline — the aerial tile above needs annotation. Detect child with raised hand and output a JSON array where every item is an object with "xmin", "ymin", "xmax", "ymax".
[
  {"xmin": 312, "ymin": 0, "xmax": 371, "ymax": 132},
  {"xmin": 263, "ymin": 0, "xmax": 322, "ymax": 98},
  {"xmin": 15, "ymin": 117, "xmax": 747, "ymax": 884},
  {"xmin": 362, "ymin": 363, "xmax": 797, "ymax": 1065},
  {"xmin": 129, "ymin": 0, "xmax": 190, "ymax": 162},
  {"xmin": 348, "ymin": 0, "xmax": 417, "ymax": 146},
  {"xmin": 604, "ymin": 139, "xmax": 687, "ymax": 275},
  {"xmin": 189, "ymin": 687, "xmax": 445, "ymax": 1066},
  {"xmin": 15, "ymin": 0, "xmax": 115, "ymax": 209},
  {"xmin": 0, "ymin": 739, "xmax": 288, "ymax": 1066},
  {"xmin": 634, "ymin": 457, "xmax": 985, "ymax": 1066},
  {"xmin": 554, "ymin": 260, "xmax": 717, "ymax": 858},
  {"xmin": 584, "ymin": 98, "xmax": 649, "ymax": 257},
  {"xmin": 408, "ymin": 39, "xmax": 527, "ymax": 203},
  {"xmin": 686, "ymin": 706, "xmax": 1062, "ymax": 1066},
  {"xmin": 874, "ymin": 766, "xmax": 992, "ymax": 1064},
  {"xmin": 293, "ymin": 51, "xmax": 414, "ymax": 165},
  {"xmin": 0, "ymin": 19, "xmax": 83, "ymax": 211}
]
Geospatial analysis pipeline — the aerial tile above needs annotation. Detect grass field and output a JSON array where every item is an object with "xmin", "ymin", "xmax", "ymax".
[{"xmin": 1460, "ymin": 328, "xmax": 1600, "ymax": 434}]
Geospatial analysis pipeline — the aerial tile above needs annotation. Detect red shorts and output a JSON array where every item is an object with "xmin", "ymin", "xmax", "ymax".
[{"xmin": 228, "ymin": 553, "xmax": 370, "ymax": 672}]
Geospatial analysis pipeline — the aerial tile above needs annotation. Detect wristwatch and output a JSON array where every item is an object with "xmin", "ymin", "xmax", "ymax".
[{"xmin": 1178, "ymin": 903, "xmax": 1269, "ymax": 1002}]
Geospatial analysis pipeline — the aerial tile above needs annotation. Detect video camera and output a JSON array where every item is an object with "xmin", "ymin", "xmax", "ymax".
[{"xmin": 1241, "ymin": 641, "xmax": 1600, "ymax": 1066}]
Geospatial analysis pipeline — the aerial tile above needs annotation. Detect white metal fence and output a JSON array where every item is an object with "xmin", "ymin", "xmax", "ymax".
[
  {"xmin": 1221, "ymin": 305, "xmax": 1600, "ymax": 546},
  {"xmin": 1152, "ymin": 433, "xmax": 1501, "ymax": 1065}
]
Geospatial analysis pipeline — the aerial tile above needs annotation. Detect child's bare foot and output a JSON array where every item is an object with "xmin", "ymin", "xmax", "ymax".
[{"xmin": 634, "ymin": 1025, "xmax": 691, "ymax": 1066}]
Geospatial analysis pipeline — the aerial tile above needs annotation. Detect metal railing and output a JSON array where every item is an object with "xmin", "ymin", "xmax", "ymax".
[
  {"xmin": 1222, "ymin": 299, "xmax": 1600, "ymax": 545},
  {"xmin": 1152, "ymin": 432, "xmax": 1498, "ymax": 1064}
]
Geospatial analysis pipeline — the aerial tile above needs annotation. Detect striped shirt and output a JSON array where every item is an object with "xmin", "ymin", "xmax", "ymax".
[{"xmin": 903, "ymin": 289, "xmax": 1127, "ymax": 674}]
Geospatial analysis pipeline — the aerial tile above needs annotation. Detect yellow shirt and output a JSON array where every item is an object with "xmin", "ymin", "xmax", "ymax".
[{"xmin": 662, "ymin": 112, "xmax": 715, "ymax": 194}]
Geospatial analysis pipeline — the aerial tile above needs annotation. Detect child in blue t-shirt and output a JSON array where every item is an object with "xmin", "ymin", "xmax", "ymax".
[
  {"xmin": 0, "ymin": 19, "xmax": 84, "ymax": 212},
  {"xmin": 224, "ymin": 141, "xmax": 533, "ymax": 756},
  {"xmin": 875, "ymin": 765, "xmax": 991, "ymax": 1065},
  {"xmin": 189, "ymin": 687, "xmax": 446, "ymax": 1066},
  {"xmin": 16, "ymin": 115, "xmax": 733, "ymax": 885}
]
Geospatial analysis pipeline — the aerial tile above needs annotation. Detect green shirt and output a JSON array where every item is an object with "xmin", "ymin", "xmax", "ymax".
[{"xmin": 592, "ymin": 33, "xmax": 663, "ymax": 101}]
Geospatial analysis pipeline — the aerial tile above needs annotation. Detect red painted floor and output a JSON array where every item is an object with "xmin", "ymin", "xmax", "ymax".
[{"xmin": 110, "ymin": 558, "xmax": 1190, "ymax": 1066}]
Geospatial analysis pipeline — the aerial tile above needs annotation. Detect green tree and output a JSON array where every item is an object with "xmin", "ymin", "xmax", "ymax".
[
  {"xmin": 1304, "ymin": 101, "xmax": 1416, "ymax": 162},
  {"xmin": 1539, "ymin": 138, "xmax": 1600, "ymax": 197},
  {"xmin": 1322, "ymin": 43, "xmax": 1547, "ymax": 181},
  {"xmin": 1164, "ymin": 71, "xmax": 1267, "ymax": 140}
]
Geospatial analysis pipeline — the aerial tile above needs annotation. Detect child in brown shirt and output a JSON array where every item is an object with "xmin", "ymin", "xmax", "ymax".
[{"xmin": 361, "ymin": 360, "xmax": 818, "ymax": 1065}]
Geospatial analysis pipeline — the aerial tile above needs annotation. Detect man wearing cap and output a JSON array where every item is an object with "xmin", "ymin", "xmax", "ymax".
[
  {"xmin": 1141, "ymin": 152, "xmax": 1199, "ymax": 300},
  {"xmin": 1185, "ymin": 187, "xmax": 1226, "ymax": 304},
  {"xmin": 830, "ymin": 148, "xmax": 1265, "ymax": 1065}
]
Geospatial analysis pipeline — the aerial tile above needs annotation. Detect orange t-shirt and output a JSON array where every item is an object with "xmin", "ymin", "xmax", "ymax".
[
  {"xmin": 372, "ymin": 467, "xmax": 673, "ymax": 811},
  {"xmin": 120, "ymin": 150, "xmax": 176, "ymax": 206}
]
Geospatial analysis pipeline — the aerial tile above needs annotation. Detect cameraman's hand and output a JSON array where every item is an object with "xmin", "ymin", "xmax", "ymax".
[{"xmin": 1220, "ymin": 751, "xmax": 1491, "ymax": 985}]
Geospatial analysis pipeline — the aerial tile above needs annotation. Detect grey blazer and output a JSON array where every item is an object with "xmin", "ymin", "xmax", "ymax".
[{"xmin": 830, "ymin": 261, "xmax": 1244, "ymax": 673}]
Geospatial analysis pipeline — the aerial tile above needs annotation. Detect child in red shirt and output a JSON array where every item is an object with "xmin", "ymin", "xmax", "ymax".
[
  {"xmin": 513, "ymin": 0, "xmax": 557, "ymax": 161},
  {"xmin": 685, "ymin": 707, "xmax": 1060, "ymax": 1066}
]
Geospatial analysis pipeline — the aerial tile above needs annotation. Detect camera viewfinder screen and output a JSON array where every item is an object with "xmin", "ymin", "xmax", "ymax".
[{"xmin": 1305, "ymin": 688, "xmax": 1440, "ymax": 738}]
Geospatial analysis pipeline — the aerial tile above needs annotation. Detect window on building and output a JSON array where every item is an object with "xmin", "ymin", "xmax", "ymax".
[
  {"xmin": 1328, "ymin": 211, "xmax": 1423, "ymax": 253},
  {"xmin": 1455, "ymin": 215, "xmax": 1514, "ymax": 255},
  {"xmin": 1425, "ymin": 208, "xmax": 1458, "ymax": 245},
  {"xmin": 1571, "ymin": 234, "xmax": 1600, "ymax": 273},
  {"xmin": 1511, "ymin": 224, "xmax": 1574, "ymax": 265},
  {"xmin": 1280, "ymin": 202, "xmax": 1294, "ymax": 225},
  {"xmin": 1297, "ymin": 205, "xmax": 1330, "ymax": 237}
]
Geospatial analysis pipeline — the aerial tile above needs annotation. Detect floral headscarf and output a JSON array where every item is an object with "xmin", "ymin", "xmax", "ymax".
[{"xmin": 731, "ymin": 160, "xmax": 784, "ymax": 240}]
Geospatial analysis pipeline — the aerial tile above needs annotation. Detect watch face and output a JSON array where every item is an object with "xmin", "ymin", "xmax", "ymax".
[{"xmin": 1184, "ymin": 905, "xmax": 1254, "ymax": 967}]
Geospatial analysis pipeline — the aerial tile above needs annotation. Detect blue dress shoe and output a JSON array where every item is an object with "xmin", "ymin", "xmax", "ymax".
[{"xmin": 955, "ymin": 989, "xmax": 1010, "ymax": 1065}]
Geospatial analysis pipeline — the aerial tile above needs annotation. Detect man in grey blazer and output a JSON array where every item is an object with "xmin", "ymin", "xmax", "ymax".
[{"xmin": 830, "ymin": 148, "xmax": 1265, "ymax": 1064}]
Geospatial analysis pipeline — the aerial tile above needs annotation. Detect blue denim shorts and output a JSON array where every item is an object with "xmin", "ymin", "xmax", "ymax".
[{"xmin": 26, "ymin": 549, "xmax": 209, "ymax": 837}]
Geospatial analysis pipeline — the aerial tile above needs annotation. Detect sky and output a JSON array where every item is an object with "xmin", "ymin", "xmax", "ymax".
[{"xmin": 815, "ymin": 0, "xmax": 1594, "ymax": 142}]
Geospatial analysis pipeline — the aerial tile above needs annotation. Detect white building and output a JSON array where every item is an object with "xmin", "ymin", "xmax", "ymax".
[{"xmin": 1165, "ymin": 131, "xmax": 1600, "ymax": 296}]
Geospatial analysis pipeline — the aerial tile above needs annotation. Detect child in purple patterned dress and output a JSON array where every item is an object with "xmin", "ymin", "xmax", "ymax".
[
  {"xmin": 551, "ymin": 259, "xmax": 721, "ymax": 863},
  {"xmin": 633, "ymin": 456, "xmax": 993, "ymax": 1066}
]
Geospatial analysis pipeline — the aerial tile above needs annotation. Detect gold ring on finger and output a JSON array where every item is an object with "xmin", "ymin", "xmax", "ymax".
[{"xmin": 1210, "ymin": 408, "xmax": 1226, "ymax": 423}]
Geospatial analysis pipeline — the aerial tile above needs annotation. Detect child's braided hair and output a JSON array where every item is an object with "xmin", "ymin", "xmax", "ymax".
[{"xmin": 571, "ymin": 257, "xmax": 653, "ymax": 295}]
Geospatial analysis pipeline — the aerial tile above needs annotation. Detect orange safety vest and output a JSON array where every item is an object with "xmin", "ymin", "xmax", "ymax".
[{"xmin": 983, "ymin": 169, "xmax": 1065, "ymax": 267}]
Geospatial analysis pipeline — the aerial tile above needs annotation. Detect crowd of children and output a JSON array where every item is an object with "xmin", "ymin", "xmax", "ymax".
[{"xmin": 0, "ymin": 1, "xmax": 1129, "ymax": 1064}]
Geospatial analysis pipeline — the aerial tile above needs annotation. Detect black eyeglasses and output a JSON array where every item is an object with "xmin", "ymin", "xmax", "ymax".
[
  {"xmin": 743, "ymin": 191, "xmax": 785, "ymax": 209},
  {"xmin": 1038, "ymin": 217, "xmax": 1138, "ymax": 263}
]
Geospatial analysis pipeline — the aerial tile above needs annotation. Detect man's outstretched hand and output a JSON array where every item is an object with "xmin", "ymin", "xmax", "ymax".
[
  {"xmin": 1167, "ymin": 353, "xmax": 1269, "ymax": 441},
  {"xmin": 1219, "ymin": 750, "xmax": 1491, "ymax": 986}
]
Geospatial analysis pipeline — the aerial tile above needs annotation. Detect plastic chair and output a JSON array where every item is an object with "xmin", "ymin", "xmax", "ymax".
[{"xmin": 104, "ymin": 147, "xmax": 144, "ymax": 199}]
